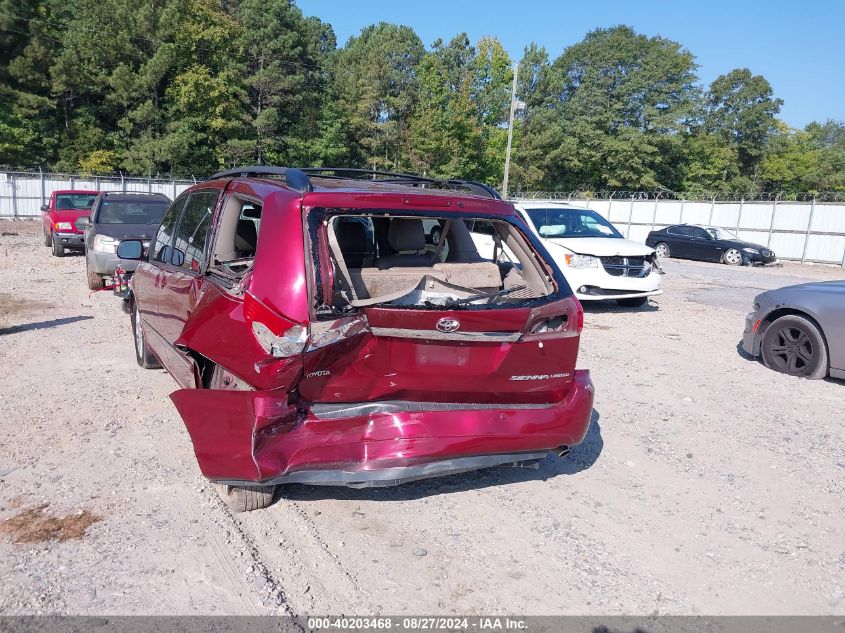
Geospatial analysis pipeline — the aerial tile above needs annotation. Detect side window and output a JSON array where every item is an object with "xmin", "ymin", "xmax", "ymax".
[
  {"xmin": 668, "ymin": 225, "xmax": 691, "ymax": 236},
  {"xmin": 171, "ymin": 191, "xmax": 217, "ymax": 272},
  {"xmin": 691, "ymin": 227, "xmax": 710, "ymax": 239},
  {"xmin": 152, "ymin": 196, "xmax": 187, "ymax": 263}
]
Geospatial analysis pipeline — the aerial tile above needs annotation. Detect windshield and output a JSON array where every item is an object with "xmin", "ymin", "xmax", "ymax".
[
  {"xmin": 526, "ymin": 208, "xmax": 623, "ymax": 239},
  {"xmin": 97, "ymin": 200, "xmax": 169, "ymax": 224},
  {"xmin": 55, "ymin": 194, "xmax": 97, "ymax": 210},
  {"xmin": 706, "ymin": 227, "xmax": 738, "ymax": 240}
]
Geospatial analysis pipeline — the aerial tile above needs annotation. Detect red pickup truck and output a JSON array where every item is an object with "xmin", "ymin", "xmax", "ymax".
[{"xmin": 42, "ymin": 189, "xmax": 99, "ymax": 257}]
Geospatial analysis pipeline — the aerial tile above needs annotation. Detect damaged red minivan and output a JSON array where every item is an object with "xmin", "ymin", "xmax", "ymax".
[{"xmin": 117, "ymin": 167, "xmax": 594, "ymax": 511}]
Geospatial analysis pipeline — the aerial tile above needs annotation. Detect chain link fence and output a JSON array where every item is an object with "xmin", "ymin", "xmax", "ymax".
[{"xmin": 0, "ymin": 169, "xmax": 197, "ymax": 219}]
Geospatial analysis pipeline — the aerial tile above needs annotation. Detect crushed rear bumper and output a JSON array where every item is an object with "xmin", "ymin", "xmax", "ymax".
[{"xmin": 172, "ymin": 369, "xmax": 595, "ymax": 487}]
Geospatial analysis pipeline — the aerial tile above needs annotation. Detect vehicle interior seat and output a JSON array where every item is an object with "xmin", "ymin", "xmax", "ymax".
[
  {"xmin": 234, "ymin": 219, "xmax": 257, "ymax": 257},
  {"xmin": 333, "ymin": 218, "xmax": 504, "ymax": 301},
  {"xmin": 376, "ymin": 219, "xmax": 435, "ymax": 269},
  {"xmin": 56, "ymin": 198, "xmax": 72, "ymax": 210},
  {"xmin": 336, "ymin": 220, "xmax": 369, "ymax": 268}
]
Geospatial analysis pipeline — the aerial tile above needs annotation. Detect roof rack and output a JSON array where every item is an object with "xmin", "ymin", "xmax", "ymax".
[
  {"xmin": 208, "ymin": 166, "xmax": 502, "ymax": 200},
  {"xmin": 300, "ymin": 167, "xmax": 502, "ymax": 200},
  {"xmin": 208, "ymin": 166, "xmax": 312, "ymax": 192}
]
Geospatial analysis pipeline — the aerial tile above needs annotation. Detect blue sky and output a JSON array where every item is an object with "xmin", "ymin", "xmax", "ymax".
[{"xmin": 298, "ymin": 0, "xmax": 844, "ymax": 129}]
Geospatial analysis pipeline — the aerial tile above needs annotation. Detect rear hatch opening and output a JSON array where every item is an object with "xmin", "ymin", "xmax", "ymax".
[
  {"xmin": 312, "ymin": 211, "xmax": 560, "ymax": 315},
  {"xmin": 296, "ymin": 208, "xmax": 582, "ymax": 407}
]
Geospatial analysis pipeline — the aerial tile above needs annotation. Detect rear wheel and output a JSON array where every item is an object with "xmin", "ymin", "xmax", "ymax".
[
  {"xmin": 654, "ymin": 242, "xmax": 669, "ymax": 259},
  {"xmin": 86, "ymin": 258, "xmax": 104, "ymax": 290},
  {"xmin": 761, "ymin": 315, "xmax": 828, "ymax": 379},
  {"xmin": 216, "ymin": 484, "xmax": 276, "ymax": 512},
  {"xmin": 131, "ymin": 301, "xmax": 161, "ymax": 369},
  {"xmin": 617, "ymin": 296, "xmax": 649, "ymax": 308},
  {"xmin": 723, "ymin": 248, "xmax": 742, "ymax": 265},
  {"xmin": 51, "ymin": 235, "xmax": 64, "ymax": 257}
]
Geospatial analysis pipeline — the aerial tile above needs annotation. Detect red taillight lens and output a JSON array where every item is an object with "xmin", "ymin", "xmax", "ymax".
[
  {"xmin": 243, "ymin": 291, "xmax": 290, "ymax": 336},
  {"xmin": 574, "ymin": 296, "xmax": 584, "ymax": 332}
]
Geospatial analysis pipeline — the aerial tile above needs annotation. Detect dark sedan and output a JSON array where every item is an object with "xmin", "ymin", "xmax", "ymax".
[
  {"xmin": 646, "ymin": 224, "xmax": 777, "ymax": 266},
  {"xmin": 742, "ymin": 281, "xmax": 845, "ymax": 380}
]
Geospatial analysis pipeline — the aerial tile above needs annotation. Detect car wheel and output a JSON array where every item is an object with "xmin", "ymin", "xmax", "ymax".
[
  {"xmin": 216, "ymin": 484, "xmax": 276, "ymax": 512},
  {"xmin": 761, "ymin": 315, "xmax": 828, "ymax": 379},
  {"xmin": 44, "ymin": 228, "xmax": 52, "ymax": 247},
  {"xmin": 51, "ymin": 235, "xmax": 64, "ymax": 257},
  {"xmin": 430, "ymin": 226, "xmax": 442, "ymax": 246},
  {"xmin": 654, "ymin": 242, "xmax": 669, "ymax": 259},
  {"xmin": 723, "ymin": 248, "xmax": 742, "ymax": 265},
  {"xmin": 617, "ymin": 297, "xmax": 649, "ymax": 308},
  {"xmin": 86, "ymin": 258, "xmax": 105, "ymax": 290},
  {"xmin": 131, "ymin": 301, "xmax": 161, "ymax": 369}
]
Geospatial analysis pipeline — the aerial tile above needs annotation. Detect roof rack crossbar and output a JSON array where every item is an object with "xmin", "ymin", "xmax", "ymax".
[
  {"xmin": 301, "ymin": 167, "xmax": 502, "ymax": 200},
  {"xmin": 208, "ymin": 166, "xmax": 312, "ymax": 193}
]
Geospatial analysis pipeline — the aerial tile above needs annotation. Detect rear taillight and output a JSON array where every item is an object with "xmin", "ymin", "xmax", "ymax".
[
  {"xmin": 529, "ymin": 315, "xmax": 567, "ymax": 334},
  {"xmin": 244, "ymin": 292, "xmax": 307, "ymax": 358},
  {"xmin": 574, "ymin": 296, "xmax": 584, "ymax": 332}
]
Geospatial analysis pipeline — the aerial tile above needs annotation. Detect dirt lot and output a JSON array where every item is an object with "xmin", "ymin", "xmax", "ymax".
[{"xmin": 0, "ymin": 218, "xmax": 843, "ymax": 615}]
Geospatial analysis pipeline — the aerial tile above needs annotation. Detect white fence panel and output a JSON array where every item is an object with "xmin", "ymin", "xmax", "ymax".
[
  {"xmin": 629, "ymin": 201, "xmax": 652, "ymax": 225},
  {"xmin": 773, "ymin": 204, "xmax": 810, "ymax": 231},
  {"xmin": 680, "ymin": 201, "xmax": 710, "ymax": 224},
  {"xmin": 653, "ymin": 201, "xmax": 680, "ymax": 224},
  {"xmin": 740, "ymin": 203, "xmax": 773, "ymax": 230},
  {"xmin": 805, "ymin": 234, "xmax": 845, "ymax": 262},
  {"xmin": 812, "ymin": 204, "xmax": 845, "ymax": 233},
  {"xmin": 710, "ymin": 203, "xmax": 741, "ymax": 228}
]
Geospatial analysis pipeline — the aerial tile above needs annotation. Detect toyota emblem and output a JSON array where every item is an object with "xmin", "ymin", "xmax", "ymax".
[{"xmin": 436, "ymin": 317, "xmax": 461, "ymax": 333}]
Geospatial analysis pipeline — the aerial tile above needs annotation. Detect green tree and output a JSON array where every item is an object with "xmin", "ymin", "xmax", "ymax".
[
  {"xmin": 333, "ymin": 22, "xmax": 425, "ymax": 169},
  {"xmin": 705, "ymin": 68, "xmax": 782, "ymax": 177},
  {"xmin": 761, "ymin": 120, "xmax": 845, "ymax": 193},
  {"xmin": 519, "ymin": 26, "xmax": 699, "ymax": 190},
  {"xmin": 234, "ymin": 0, "xmax": 335, "ymax": 166}
]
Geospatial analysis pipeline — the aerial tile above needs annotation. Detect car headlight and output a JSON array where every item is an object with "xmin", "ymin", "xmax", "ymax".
[
  {"xmin": 564, "ymin": 254, "xmax": 599, "ymax": 268},
  {"xmin": 742, "ymin": 247, "xmax": 759, "ymax": 254},
  {"xmin": 55, "ymin": 222, "xmax": 72, "ymax": 230},
  {"xmin": 93, "ymin": 234, "xmax": 119, "ymax": 254}
]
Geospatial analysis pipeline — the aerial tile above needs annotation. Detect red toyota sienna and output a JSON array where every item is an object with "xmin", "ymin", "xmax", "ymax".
[{"xmin": 117, "ymin": 167, "xmax": 594, "ymax": 511}]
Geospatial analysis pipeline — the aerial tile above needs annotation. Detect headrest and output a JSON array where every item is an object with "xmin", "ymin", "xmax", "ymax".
[
  {"xmin": 336, "ymin": 220, "xmax": 368, "ymax": 268},
  {"xmin": 56, "ymin": 198, "xmax": 72, "ymax": 210},
  {"xmin": 388, "ymin": 218, "xmax": 425, "ymax": 252},
  {"xmin": 235, "ymin": 218, "xmax": 257, "ymax": 252}
]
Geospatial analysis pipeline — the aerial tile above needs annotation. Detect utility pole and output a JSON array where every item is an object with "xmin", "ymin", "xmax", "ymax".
[{"xmin": 501, "ymin": 61, "xmax": 519, "ymax": 200}]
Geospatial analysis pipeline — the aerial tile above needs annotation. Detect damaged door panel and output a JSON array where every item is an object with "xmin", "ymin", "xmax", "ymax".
[
  {"xmin": 170, "ymin": 387, "xmax": 301, "ymax": 481},
  {"xmin": 174, "ymin": 284, "xmax": 305, "ymax": 391}
]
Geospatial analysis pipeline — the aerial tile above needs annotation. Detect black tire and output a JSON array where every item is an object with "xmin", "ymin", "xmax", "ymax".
[
  {"xmin": 617, "ymin": 296, "xmax": 649, "ymax": 308},
  {"xmin": 51, "ymin": 235, "xmax": 64, "ymax": 257},
  {"xmin": 722, "ymin": 248, "xmax": 742, "ymax": 265},
  {"xmin": 131, "ymin": 300, "xmax": 161, "ymax": 369},
  {"xmin": 654, "ymin": 242, "xmax": 670, "ymax": 259},
  {"xmin": 761, "ymin": 315, "xmax": 828, "ymax": 379},
  {"xmin": 217, "ymin": 484, "xmax": 276, "ymax": 512},
  {"xmin": 86, "ymin": 258, "xmax": 105, "ymax": 290},
  {"xmin": 44, "ymin": 228, "xmax": 52, "ymax": 247},
  {"xmin": 430, "ymin": 226, "xmax": 442, "ymax": 246}
]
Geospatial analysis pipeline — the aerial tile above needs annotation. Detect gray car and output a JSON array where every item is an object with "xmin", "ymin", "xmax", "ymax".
[
  {"xmin": 78, "ymin": 192, "xmax": 171, "ymax": 289},
  {"xmin": 742, "ymin": 281, "xmax": 845, "ymax": 380}
]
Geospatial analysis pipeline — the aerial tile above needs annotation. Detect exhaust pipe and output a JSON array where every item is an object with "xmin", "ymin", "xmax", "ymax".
[{"xmin": 556, "ymin": 445, "xmax": 570, "ymax": 458}]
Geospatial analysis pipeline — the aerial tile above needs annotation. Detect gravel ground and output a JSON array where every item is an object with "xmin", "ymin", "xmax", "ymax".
[{"xmin": 0, "ymin": 218, "xmax": 843, "ymax": 615}]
